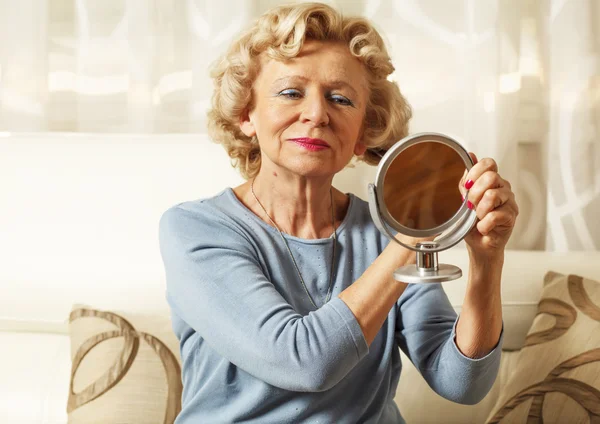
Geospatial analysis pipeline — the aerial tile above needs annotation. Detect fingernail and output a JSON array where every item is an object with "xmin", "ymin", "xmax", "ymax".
[
  {"xmin": 461, "ymin": 195, "xmax": 464, "ymax": 201},
  {"xmin": 465, "ymin": 179, "xmax": 474, "ymax": 189},
  {"xmin": 467, "ymin": 200, "xmax": 474, "ymax": 210}
]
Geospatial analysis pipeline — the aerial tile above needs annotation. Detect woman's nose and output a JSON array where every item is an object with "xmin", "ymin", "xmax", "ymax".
[{"xmin": 300, "ymin": 94, "xmax": 329, "ymax": 127}]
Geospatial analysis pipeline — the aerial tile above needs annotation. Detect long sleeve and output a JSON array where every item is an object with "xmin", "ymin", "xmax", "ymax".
[
  {"xmin": 395, "ymin": 283, "xmax": 504, "ymax": 405},
  {"xmin": 158, "ymin": 205, "xmax": 369, "ymax": 392}
]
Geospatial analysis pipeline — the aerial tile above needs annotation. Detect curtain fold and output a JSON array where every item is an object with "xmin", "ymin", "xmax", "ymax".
[{"xmin": 0, "ymin": 0, "xmax": 597, "ymax": 251}]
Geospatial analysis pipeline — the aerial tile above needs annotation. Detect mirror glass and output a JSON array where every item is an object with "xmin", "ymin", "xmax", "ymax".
[{"xmin": 383, "ymin": 141, "xmax": 466, "ymax": 231}]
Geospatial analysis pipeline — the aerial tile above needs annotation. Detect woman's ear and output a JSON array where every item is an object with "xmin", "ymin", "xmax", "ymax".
[
  {"xmin": 354, "ymin": 121, "xmax": 367, "ymax": 156},
  {"xmin": 239, "ymin": 108, "xmax": 256, "ymax": 138},
  {"xmin": 354, "ymin": 140, "xmax": 367, "ymax": 156}
]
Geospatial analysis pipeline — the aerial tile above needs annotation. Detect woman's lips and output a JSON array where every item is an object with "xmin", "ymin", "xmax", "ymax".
[{"xmin": 289, "ymin": 138, "xmax": 330, "ymax": 151}]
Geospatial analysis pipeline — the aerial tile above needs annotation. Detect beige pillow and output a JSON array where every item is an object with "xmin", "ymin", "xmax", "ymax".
[
  {"xmin": 486, "ymin": 272, "xmax": 600, "ymax": 424},
  {"xmin": 67, "ymin": 305, "xmax": 182, "ymax": 424}
]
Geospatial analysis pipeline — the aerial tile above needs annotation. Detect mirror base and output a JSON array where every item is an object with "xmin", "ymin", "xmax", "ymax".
[{"xmin": 393, "ymin": 263, "xmax": 462, "ymax": 284}]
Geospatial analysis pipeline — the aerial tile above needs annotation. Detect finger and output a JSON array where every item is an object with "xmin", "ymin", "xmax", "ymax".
[
  {"xmin": 469, "ymin": 152, "xmax": 478, "ymax": 165},
  {"xmin": 472, "ymin": 188, "xmax": 515, "ymax": 220},
  {"xmin": 473, "ymin": 176, "xmax": 518, "ymax": 217},
  {"xmin": 459, "ymin": 169, "xmax": 468, "ymax": 196},
  {"xmin": 459, "ymin": 152, "xmax": 478, "ymax": 195},
  {"xmin": 464, "ymin": 157, "xmax": 499, "ymax": 191},
  {"xmin": 475, "ymin": 207, "xmax": 516, "ymax": 236},
  {"xmin": 466, "ymin": 170, "xmax": 506, "ymax": 206}
]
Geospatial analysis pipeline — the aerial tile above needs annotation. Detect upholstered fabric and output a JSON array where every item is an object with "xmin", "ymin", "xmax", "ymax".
[
  {"xmin": 486, "ymin": 272, "xmax": 600, "ymax": 423},
  {"xmin": 67, "ymin": 306, "xmax": 182, "ymax": 424},
  {"xmin": 0, "ymin": 331, "xmax": 71, "ymax": 424}
]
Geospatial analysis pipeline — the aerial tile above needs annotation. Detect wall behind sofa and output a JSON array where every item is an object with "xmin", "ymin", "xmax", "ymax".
[{"xmin": 1, "ymin": 0, "xmax": 598, "ymax": 252}]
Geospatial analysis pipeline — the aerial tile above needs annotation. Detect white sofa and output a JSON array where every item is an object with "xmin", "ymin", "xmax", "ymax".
[{"xmin": 1, "ymin": 133, "xmax": 599, "ymax": 424}]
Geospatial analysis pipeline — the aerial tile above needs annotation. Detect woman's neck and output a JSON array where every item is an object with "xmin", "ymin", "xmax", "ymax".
[{"xmin": 235, "ymin": 169, "xmax": 348, "ymax": 240}]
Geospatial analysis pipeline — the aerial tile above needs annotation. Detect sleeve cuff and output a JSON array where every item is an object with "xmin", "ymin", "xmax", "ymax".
[
  {"xmin": 450, "ymin": 314, "xmax": 504, "ymax": 364},
  {"xmin": 328, "ymin": 297, "xmax": 370, "ymax": 360}
]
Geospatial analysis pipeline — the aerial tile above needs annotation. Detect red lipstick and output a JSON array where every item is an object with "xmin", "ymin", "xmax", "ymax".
[{"xmin": 289, "ymin": 138, "xmax": 330, "ymax": 151}]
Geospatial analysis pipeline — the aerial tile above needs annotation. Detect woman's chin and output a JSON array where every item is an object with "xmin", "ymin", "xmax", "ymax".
[{"xmin": 289, "ymin": 162, "xmax": 345, "ymax": 179}]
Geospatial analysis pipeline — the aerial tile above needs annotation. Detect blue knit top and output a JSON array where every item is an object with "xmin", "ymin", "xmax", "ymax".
[{"xmin": 158, "ymin": 187, "xmax": 503, "ymax": 423}]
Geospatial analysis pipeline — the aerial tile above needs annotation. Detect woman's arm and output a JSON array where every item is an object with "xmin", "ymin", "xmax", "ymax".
[
  {"xmin": 455, "ymin": 253, "xmax": 503, "ymax": 358},
  {"xmin": 338, "ymin": 238, "xmax": 415, "ymax": 345},
  {"xmin": 159, "ymin": 205, "xmax": 413, "ymax": 392},
  {"xmin": 396, "ymin": 280, "xmax": 504, "ymax": 405},
  {"xmin": 456, "ymin": 153, "xmax": 518, "ymax": 358},
  {"xmin": 394, "ymin": 152, "xmax": 516, "ymax": 405}
]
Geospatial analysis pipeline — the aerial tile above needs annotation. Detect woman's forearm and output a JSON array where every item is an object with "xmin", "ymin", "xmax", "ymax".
[
  {"xmin": 339, "ymin": 241, "xmax": 413, "ymax": 345},
  {"xmin": 455, "ymin": 253, "xmax": 504, "ymax": 358}
]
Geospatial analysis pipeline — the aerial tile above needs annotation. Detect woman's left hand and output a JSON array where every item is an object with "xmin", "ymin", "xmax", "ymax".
[{"xmin": 459, "ymin": 153, "xmax": 519, "ymax": 260}]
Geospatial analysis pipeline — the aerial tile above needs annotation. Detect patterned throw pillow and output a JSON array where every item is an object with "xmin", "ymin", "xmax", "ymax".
[
  {"xmin": 67, "ymin": 305, "xmax": 182, "ymax": 424},
  {"xmin": 486, "ymin": 272, "xmax": 600, "ymax": 423}
]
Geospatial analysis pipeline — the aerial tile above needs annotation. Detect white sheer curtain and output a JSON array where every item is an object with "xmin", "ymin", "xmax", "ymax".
[{"xmin": 0, "ymin": 0, "xmax": 598, "ymax": 251}]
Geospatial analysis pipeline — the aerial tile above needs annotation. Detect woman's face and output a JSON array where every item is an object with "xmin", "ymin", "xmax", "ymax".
[{"xmin": 240, "ymin": 40, "xmax": 369, "ymax": 178}]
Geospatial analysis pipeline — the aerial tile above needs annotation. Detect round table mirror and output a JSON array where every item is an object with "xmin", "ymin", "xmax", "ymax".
[{"xmin": 368, "ymin": 132, "xmax": 477, "ymax": 283}]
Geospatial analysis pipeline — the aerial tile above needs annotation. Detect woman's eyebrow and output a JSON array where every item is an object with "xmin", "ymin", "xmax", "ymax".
[
  {"xmin": 327, "ymin": 80, "xmax": 358, "ymax": 97},
  {"xmin": 271, "ymin": 75, "xmax": 359, "ymax": 97},
  {"xmin": 271, "ymin": 75, "xmax": 310, "ymax": 87}
]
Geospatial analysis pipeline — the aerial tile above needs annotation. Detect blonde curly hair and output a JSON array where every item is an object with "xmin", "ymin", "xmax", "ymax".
[{"xmin": 207, "ymin": 2, "xmax": 412, "ymax": 180}]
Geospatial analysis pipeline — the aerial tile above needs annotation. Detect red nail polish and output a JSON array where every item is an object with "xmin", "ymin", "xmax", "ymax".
[
  {"xmin": 461, "ymin": 195, "xmax": 464, "ymax": 201},
  {"xmin": 467, "ymin": 200, "xmax": 474, "ymax": 210},
  {"xmin": 465, "ymin": 179, "xmax": 474, "ymax": 189}
]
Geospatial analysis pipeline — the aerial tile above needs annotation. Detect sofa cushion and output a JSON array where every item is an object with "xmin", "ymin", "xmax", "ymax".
[
  {"xmin": 0, "ymin": 331, "xmax": 70, "ymax": 424},
  {"xmin": 486, "ymin": 272, "xmax": 600, "ymax": 423},
  {"xmin": 67, "ymin": 305, "xmax": 182, "ymax": 424}
]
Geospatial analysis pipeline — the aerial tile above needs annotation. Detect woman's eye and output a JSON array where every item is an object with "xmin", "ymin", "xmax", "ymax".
[
  {"xmin": 277, "ymin": 89, "xmax": 354, "ymax": 107},
  {"xmin": 279, "ymin": 89, "xmax": 302, "ymax": 99},
  {"xmin": 329, "ymin": 94, "xmax": 354, "ymax": 107}
]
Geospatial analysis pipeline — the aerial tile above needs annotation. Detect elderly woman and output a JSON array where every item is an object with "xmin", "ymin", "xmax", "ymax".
[{"xmin": 159, "ymin": 3, "xmax": 518, "ymax": 423}]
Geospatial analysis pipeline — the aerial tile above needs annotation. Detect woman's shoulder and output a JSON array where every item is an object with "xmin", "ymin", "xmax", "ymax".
[{"xmin": 158, "ymin": 188, "xmax": 250, "ymax": 244}]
